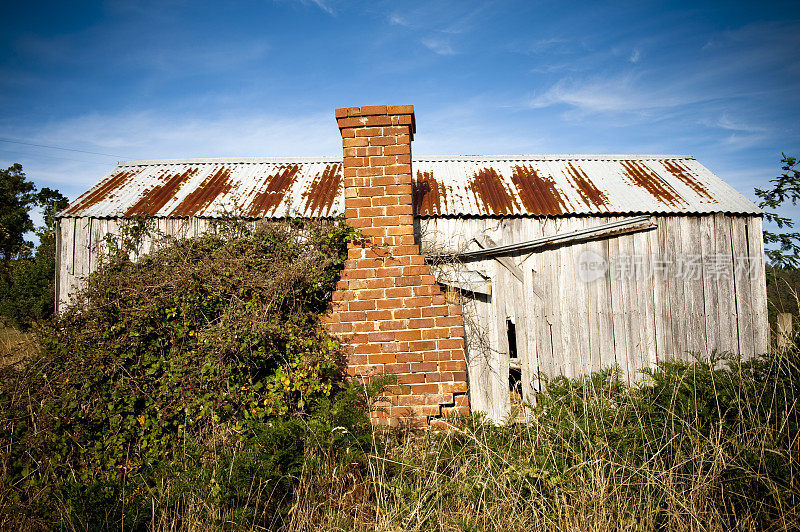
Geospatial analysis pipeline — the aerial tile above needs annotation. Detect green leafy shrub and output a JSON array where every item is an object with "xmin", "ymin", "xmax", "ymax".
[{"xmin": 0, "ymin": 217, "xmax": 378, "ymax": 528}]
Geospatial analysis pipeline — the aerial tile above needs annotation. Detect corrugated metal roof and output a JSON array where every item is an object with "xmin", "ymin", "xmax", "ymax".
[{"xmin": 59, "ymin": 155, "xmax": 761, "ymax": 218}]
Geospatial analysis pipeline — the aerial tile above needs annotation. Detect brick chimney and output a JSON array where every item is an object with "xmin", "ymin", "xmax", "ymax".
[{"xmin": 324, "ymin": 105, "xmax": 470, "ymax": 426}]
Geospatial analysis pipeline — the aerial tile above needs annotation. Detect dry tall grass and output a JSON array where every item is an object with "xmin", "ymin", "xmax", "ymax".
[{"xmin": 129, "ymin": 349, "xmax": 799, "ymax": 532}]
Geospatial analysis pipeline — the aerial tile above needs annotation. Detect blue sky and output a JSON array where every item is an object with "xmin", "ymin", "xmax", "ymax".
[{"xmin": 1, "ymin": 0, "xmax": 798, "ymax": 224}]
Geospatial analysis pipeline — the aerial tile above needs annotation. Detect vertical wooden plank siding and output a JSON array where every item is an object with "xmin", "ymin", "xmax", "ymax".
[
  {"xmin": 633, "ymin": 225, "xmax": 657, "ymax": 372},
  {"xmin": 747, "ymin": 217, "xmax": 770, "ymax": 354},
  {"xmin": 700, "ymin": 216, "xmax": 720, "ymax": 357},
  {"xmin": 731, "ymin": 217, "xmax": 755, "ymax": 357},
  {"xmin": 607, "ymin": 227, "xmax": 629, "ymax": 379},
  {"xmin": 714, "ymin": 214, "xmax": 739, "ymax": 353}
]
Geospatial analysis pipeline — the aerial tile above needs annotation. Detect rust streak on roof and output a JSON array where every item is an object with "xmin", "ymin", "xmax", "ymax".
[
  {"xmin": 662, "ymin": 160, "xmax": 714, "ymax": 201},
  {"xmin": 413, "ymin": 170, "xmax": 447, "ymax": 215},
  {"xmin": 247, "ymin": 165, "xmax": 301, "ymax": 217},
  {"xmin": 302, "ymin": 164, "xmax": 342, "ymax": 216},
  {"xmin": 124, "ymin": 168, "xmax": 199, "ymax": 216},
  {"xmin": 510, "ymin": 165, "xmax": 565, "ymax": 215},
  {"xmin": 468, "ymin": 167, "xmax": 520, "ymax": 215},
  {"xmin": 60, "ymin": 169, "xmax": 137, "ymax": 215},
  {"xmin": 620, "ymin": 160, "xmax": 684, "ymax": 206},
  {"xmin": 565, "ymin": 163, "xmax": 609, "ymax": 209},
  {"xmin": 170, "ymin": 166, "xmax": 233, "ymax": 216}
]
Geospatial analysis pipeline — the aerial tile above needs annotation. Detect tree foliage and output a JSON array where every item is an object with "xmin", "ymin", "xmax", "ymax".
[
  {"xmin": 755, "ymin": 154, "xmax": 800, "ymax": 268},
  {"xmin": 0, "ymin": 164, "xmax": 68, "ymax": 329}
]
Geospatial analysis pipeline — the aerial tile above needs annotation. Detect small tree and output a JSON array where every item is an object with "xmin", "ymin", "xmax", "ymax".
[
  {"xmin": 0, "ymin": 164, "xmax": 37, "ymax": 269},
  {"xmin": 754, "ymin": 154, "xmax": 800, "ymax": 268},
  {"xmin": 0, "ymin": 164, "xmax": 69, "ymax": 329}
]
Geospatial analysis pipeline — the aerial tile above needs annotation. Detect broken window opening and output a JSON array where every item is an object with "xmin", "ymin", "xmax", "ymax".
[{"xmin": 507, "ymin": 318, "xmax": 522, "ymax": 408}]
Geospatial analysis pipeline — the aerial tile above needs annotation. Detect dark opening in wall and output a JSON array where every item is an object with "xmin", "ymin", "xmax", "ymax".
[
  {"xmin": 507, "ymin": 318, "xmax": 522, "ymax": 407},
  {"xmin": 506, "ymin": 319, "xmax": 518, "ymax": 359}
]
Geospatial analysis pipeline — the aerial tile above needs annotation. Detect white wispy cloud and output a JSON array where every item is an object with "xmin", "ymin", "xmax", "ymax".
[
  {"xmin": 388, "ymin": 13, "xmax": 408, "ymax": 26},
  {"xmin": 304, "ymin": 0, "xmax": 334, "ymax": 15},
  {"xmin": 277, "ymin": 0, "xmax": 335, "ymax": 15},
  {"xmin": 628, "ymin": 47, "xmax": 641, "ymax": 63},
  {"xmin": 421, "ymin": 37, "xmax": 456, "ymax": 56},
  {"xmin": 715, "ymin": 114, "xmax": 766, "ymax": 133},
  {"xmin": 529, "ymin": 74, "xmax": 700, "ymax": 115},
  {"xmin": 0, "ymin": 110, "xmax": 342, "ymax": 198}
]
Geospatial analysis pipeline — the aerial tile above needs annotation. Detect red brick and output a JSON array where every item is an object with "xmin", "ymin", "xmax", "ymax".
[
  {"xmin": 364, "ymin": 277, "xmax": 394, "ymax": 289},
  {"xmin": 358, "ymin": 206, "xmax": 386, "ymax": 217},
  {"xmin": 347, "ymin": 300, "xmax": 375, "ymax": 312},
  {"xmin": 335, "ymin": 107, "xmax": 348, "ymax": 118},
  {"xmin": 408, "ymin": 383, "xmax": 438, "ymax": 395},
  {"xmin": 370, "ymin": 156, "xmax": 397, "ymax": 166},
  {"xmin": 385, "ymin": 286, "xmax": 414, "ymax": 298},
  {"xmin": 455, "ymin": 395, "xmax": 469, "ymax": 407},
  {"xmin": 384, "ymin": 144, "xmax": 410, "ymax": 155},
  {"xmin": 394, "ymin": 329, "xmax": 422, "ymax": 341},
  {"xmin": 356, "ymin": 167, "xmax": 384, "ymax": 177},
  {"xmin": 354, "ymin": 127, "xmax": 383, "ymax": 138},
  {"xmin": 409, "ymin": 340, "xmax": 437, "ymax": 351},
  {"xmin": 359, "ymin": 227, "xmax": 387, "ymax": 238},
  {"xmin": 396, "ymin": 275, "xmax": 422, "ymax": 287},
  {"xmin": 439, "ymin": 381, "xmax": 469, "ymax": 394},
  {"xmin": 368, "ymin": 353, "xmax": 396, "ymax": 365},
  {"xmin": 352, "ymin": 343, "xmax": 380, "ymax": 354},
  {"xmin": 440, "ymin": 360, "xmax": 467, "ymax": 371},
  {"xmin": 381, "ymin": 342, "xmax": 403, "ymax": 353},
  {"xmin": 385, "ymin": 225, "xmax": 414, "ymax": 235},
  {"xmin": 385, "ymin": 363, "xmax": 411, "ymax": 374},
  {"xmin": 421, "ymin": 328, "xmax": 449, "ymax": 340},
  {"xmin": 398, "ymin": 371, "xmax": 425, "ymax": 383},
  {"xmin": 382, "ymin": 126, "xmax": 410, "ymax": 136},
  {"xmin": 385, "ymin": 104, "xmax": 412, "ymax": 115},
  {"xmin": 372, "ymin": 215, "xmax": 401, "ymax": 227},
  {"xmin": 421, "ymin": 306, "xmax": 448, "ymax": 318},
  {"xmin": 371, "ymin": 195, "xmax": 400, "ymax": 206},
  {"xmin": 367, "ymin": 331, "xmax": 394, "ymax": 343},
  {"xmin": 394, "ymin": 307, "xmax": 421, "ymax": 319},
  {"xmin": 386, "ymin": 205, "xmax": 414, "ymax": 216},
  {"xmin": 408, "ymin": 317, "xmax": 435, "ymax": 329},
  {"xmin": 376, "ymin": 298, "xmax": 403, "ymax": 310},
  {"xmin": 413, "ymin": 285, "xmax": 436, "ymax": 296},
  {"xmin": 438, "ymin": 337, "xmax": 463, "ymax": 349},
  {"xmin": 364, "ymin": 115, "xmax": 392, "ymax": 126},
  {"xmin": 384, "ymin": 164, "xmax": 412, "ymax": 175},
  {"xmin": 344, "ymin": 197, "xmax": 372, "ymax": 208},
  {"xmin": 436, "ymin": 316, "xmax": 462, "ymax": 327},
  {"xmin": 379, "ymin": 320, "xmax": 406, "ymax": 331},
  {"xmin": 405, "ymin": 296, "xmax": 432, "ymax": 307},
  {"xmin": 371, "ymin": 136, "xmax": 401, "ymax": 146},
  {"xmin": 343, "ymin": 137, "xmax": 368, "ymax": 147},
  {"xmin": 360, "ymin": 104, "xmax": 388, "ymax": 115},
  {"xmin": 365, "ymin": 310, "xmax": 392, "ymax": 321},
  {"xmin": 449, "ymin": 326, "xmax": 465, "ymax": 337}
]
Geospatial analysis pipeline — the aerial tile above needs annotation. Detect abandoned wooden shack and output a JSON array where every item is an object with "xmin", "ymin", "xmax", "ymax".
[{"xmin": 56, "ymin": 104, "xmax": 768, "ymax": 423}]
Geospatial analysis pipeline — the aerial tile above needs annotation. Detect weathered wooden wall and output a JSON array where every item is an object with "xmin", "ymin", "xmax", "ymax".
[
  {"xmin": 418, "ymin": 215, "xmax": 769, "ymax": 421},
  {"xmin": 56, "ymin": 214, "xmax": 769, "ymax": 422},
  {"xmin": 55, "ymin": 217, "xmax": 218, "ymax": 311}
]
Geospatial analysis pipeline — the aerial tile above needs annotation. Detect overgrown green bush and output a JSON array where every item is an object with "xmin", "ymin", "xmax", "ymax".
[{"xmin": 0, "ymin": 218, "xmax": 381, "ymax": 529}]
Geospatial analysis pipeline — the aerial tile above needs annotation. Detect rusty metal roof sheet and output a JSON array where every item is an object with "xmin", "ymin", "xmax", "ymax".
[{"xmin": 59, "ymin": 155, "xmax": 761, "ymax": 218}]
